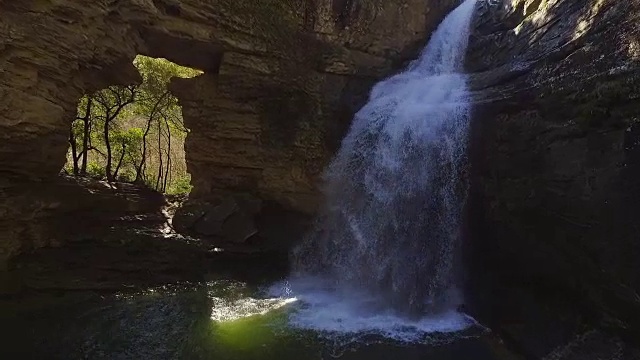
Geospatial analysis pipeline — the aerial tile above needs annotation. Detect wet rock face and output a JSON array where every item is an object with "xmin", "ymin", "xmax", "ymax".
[
  {"xmin": 0, "ymin": 0, "xmax": 457, "ymax": 264},
  {"xmin": 466, "ymin": 0, "xmax": 640, "ymax": 354}
]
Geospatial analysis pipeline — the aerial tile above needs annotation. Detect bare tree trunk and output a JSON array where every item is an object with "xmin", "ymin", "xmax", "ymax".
[
  {"xmin": 80, "ymin": 97, "xmax": 93, "ymax": 175},
  {"xmin": 104, "ymin": 113, "xmax": 114, "ymax": 182},
  {"xmin": 135, "ymin": 118, "xmax": 152, "ymax": 183},
  {"xmin": 156, "ymin": 119, "xmax": 163, "ymax": 191},
  {"xmin": 113, "ymin": 140, "xmax": 127, "ymax": 180},
  {"xmin": 69, "ymin": 122, "xmax": 80, "ymax": 175},
  {"xmin": 136, "ymin": 92, "xmax": 168, "ymax": 183},
  {"xmin": 97, "ymin": 86, "xmax": 136, "ymax": 183},
  {"xmin": 163, "ymin": 116, "xmax": 171, "ymax": 192},
  {"xmin": 142, "ymin": 155, "xmax": 148, "ymax": 183},
  {"xmin": 167, "ymin": 150, "xmax": 173, "ymax": 191}
]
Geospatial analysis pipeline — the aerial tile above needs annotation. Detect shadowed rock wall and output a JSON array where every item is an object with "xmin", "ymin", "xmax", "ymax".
[{"xmin": 466, "ymin": 0, "xmax": 640, "ymax": 356}]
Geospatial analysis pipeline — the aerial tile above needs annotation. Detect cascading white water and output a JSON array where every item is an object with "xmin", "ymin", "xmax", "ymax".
[{"xmin": 270, "ymin": 0, "xmax": 478, "ymax": 340}]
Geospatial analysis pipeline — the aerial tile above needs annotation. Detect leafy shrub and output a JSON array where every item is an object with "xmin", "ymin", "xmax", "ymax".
[
  {"xmin": 167, "ymin": 174, "xmax": 193, "ymax": 195},
  {"xmin": 87, "ymin": 162, "xmax": 106, "ymax": 179},
  {"xmin": 117, "ymin": 169, "xmax": 136, "ymax": 183}
]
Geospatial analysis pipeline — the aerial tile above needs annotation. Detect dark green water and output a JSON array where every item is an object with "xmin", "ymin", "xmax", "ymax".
[{"xmin": 0, "ymin": 279, "xmax": 513, "ymax": 360}]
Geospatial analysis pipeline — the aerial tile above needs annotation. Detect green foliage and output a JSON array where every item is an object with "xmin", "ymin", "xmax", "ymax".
[
  {"xmin": 62, "ymin": 162, "xmax": 74, "ymax": 175},
  {"xmin": 87, "ymin": 162, "xmax": 106, "ymax": 179},
  {"xmin": 119, "ymin": 127, "xmax": 144, "ymax": 144},
  {"xmin": 143, "ymin": 175, "xmax": 158, "ymax": 191},
  {"xmin": 167, "ymin": 174, "xmax": 194, "ymax": 195},
  {"xmin": 134, "ymin": 56, "xmax": 201, "ymax": 96},
  {"xmin": 117, "ymin": 169, "xmax": 136, "ymax": 183},
  {"xmin": 71, "ymin": 119, "xmax": 85, "ymax": 138},
  {"xmin": 65, "ymin": 55, "xmax": 200, "ymax": 194}
]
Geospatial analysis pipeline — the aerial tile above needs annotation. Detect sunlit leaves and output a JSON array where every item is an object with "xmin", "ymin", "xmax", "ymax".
[{"xmin": 67, "ymin": 55, "xmax": 200, "ymax": 194}]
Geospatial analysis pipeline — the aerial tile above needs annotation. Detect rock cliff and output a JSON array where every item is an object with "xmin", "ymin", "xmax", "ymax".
[
  {"xmin": 466, "ymin": 0, "xmax": 640, "ymax": 356},
  {"xmin": 0, "ymin": 0, "xmax": 456, "ymax": 264},
  {"xmin": 3, "ymin": 0, "xmax": 640, "ymax": 357}
]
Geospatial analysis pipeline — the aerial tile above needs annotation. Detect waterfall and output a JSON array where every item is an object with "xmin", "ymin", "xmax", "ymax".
[
  {"xmin": 267, "ymin": 0, "xmax": 477, "ymax": 341},
  {"xmin": 292, "ymin": 0, "xmax": 477, "ymax": 317}
]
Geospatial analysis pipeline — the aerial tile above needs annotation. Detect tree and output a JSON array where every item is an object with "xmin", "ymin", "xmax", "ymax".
[
  {"xmin": 69, "ymin": 117, "xmax": 81, "ymax": 175},
  {"xmin": 92, "ymin": 85, "xmax": 138, "ymax": 182},
  {"xmin": 132, "ymin": 56, "xmax": 199, "ymax": 192},
  {"xmin": 111, "ymin": 127, "xmax": 144, "ymax": 180},
  {"xmin": 65, "ymin": 55, "xmax": 201, "ymax": 194},
  {"xmin": 135, "ymin": 90, "xmax": 170, "ymax": 183},
  {"xmin": 79, "ymin": 96, "xmax": 93, "ymax": 175},
  {"xmin": 69, "ymin": 96, "xmax": 93, "ymax": 175}
]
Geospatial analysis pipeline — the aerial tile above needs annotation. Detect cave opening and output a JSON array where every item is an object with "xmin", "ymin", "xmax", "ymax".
[{"xmin": 63, "ymin": 55, "xmax": 203, "ymax": 195}]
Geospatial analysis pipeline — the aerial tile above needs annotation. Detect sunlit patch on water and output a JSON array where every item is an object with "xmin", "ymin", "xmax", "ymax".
[
  {"xmin": 210, "ymin": 296, "xmax": 298, "ymax": 322},
  {"xmin": 208, "ymin": 280, "xmax": 298, "ymax": 322}
]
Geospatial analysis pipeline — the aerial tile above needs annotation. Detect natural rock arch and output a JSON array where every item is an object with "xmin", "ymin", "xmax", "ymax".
[{"xmin": 0, "ymin": 0, "xmax": 458, "ymax": 266}]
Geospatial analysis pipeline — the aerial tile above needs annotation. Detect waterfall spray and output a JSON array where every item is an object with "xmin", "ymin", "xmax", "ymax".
[{"xmin": 271, "ymin": 0, "xmax": 478, "ymax": 340}]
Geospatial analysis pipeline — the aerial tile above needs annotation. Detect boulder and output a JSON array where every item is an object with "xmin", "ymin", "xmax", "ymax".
[{"xmin": 173, "ymin": 195, "xmax": 261, "ymax": 244}]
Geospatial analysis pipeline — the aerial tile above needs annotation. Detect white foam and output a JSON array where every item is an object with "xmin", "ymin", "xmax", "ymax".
[{"xmin": 266, "ymin": 277, "xmax": 475, "ymax": 343}]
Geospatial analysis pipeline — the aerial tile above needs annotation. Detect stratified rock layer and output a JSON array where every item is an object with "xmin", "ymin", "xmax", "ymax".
[
  {"xmin": 0, "ymin": 0, "xmax": 457, "ymax": 263},
  {"xmin": 467, "ymin": 0, "xmax": 640, "ymax": 355}
]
